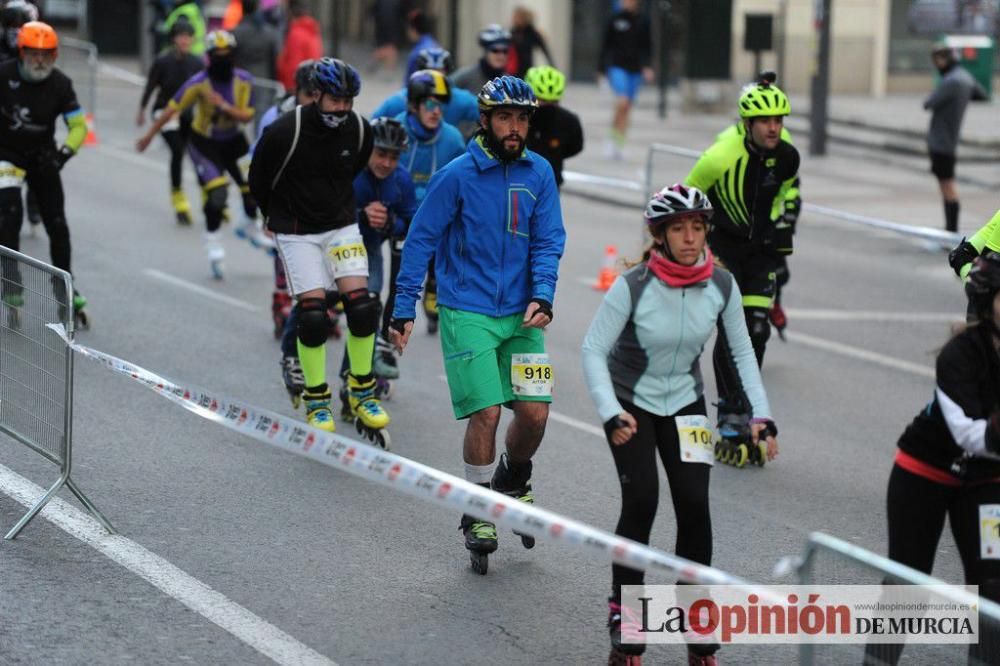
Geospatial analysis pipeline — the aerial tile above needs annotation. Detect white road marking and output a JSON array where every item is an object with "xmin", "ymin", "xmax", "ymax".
[
  {"xmin": 786, "ymin": 308, "xmax": 960, "ymax": 323},
  {"xmin": 784, "ymin": 330, "xmax": 935, "ymax": 379},
  {"xmin": 94, "ymin": 143, "xmax": 169, "ymax": 174},
  {"xmin": 0, "ymin": 463, "xmax": 336, "ymax": 666},
  {"xmin": 144, "ymin": 269, "xmax": 259, "ymax": 313}
]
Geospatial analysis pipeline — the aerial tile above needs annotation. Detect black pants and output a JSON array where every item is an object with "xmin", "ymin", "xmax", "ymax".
[
  {"xmin": 610, "ymin": 397, "xmax": 712, "ymax": 599},
  {"xmin": 863, "ymin": 464, "xmax": 1000, "ymax": 664},
  {"xmin": 0, "ymin": 150, "xmax": 71, "ymax": 273},
  {"xmin": 160, "ymin": 114, "xmax": 191, "ymax": 190},
  {"xmin": 711, "ymin": 242, "xmax": 776, "ymax": 417}
]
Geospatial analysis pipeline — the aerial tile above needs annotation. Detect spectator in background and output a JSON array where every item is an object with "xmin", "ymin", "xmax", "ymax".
[
  {"xmin": 276, "ymin": 0, "xmax": 322, "ymax": 91},
  {"xmin": 598, "ymin": 0, "xmax": 652, "ymax": 160},
  {"xmin": 508, "ymin": 6, "xmax": 552, "ymax": 78},
  {"xmin": 451, "ymin": 24, "xmax": 510, "ymax": 94},
  {"xmin": 371, "ymin": 0, "xmax": 400, "ymax": 73},
  {"xmin": 164, "ymin": 0, "xmax": 206, "ymax": 56},
  {"xmin": 222, "ymin": 0, "xmax": 242, "ymax": 30},
  {"xmin": 233, "ymin": 0, "xmax": 279, "ymax": 81},
  {"xmin": 403, "ymin": 9, "xmax": 439, "ymax": 84},
  {"xmin": 924, "ymin": 41, "xmax": 987, "ymax": 233}
]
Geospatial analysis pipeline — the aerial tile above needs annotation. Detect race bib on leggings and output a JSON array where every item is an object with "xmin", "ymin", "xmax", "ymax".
[
  {"xmin": 511, "ymin": 353, "xmax": 553, "ymax": 397},
  {"xmin": 0, "ymin": 161, "xmax": 25, "ymax": 189},
  {"xmin": 326, "ymin": 236, "xmax": 368, "ymax": 276},
  {"xmin": 980, "ymin": 505, "xmax": 1000, "ymax": 559},
  {"xmin": 676, "ymin": 415, "xmax": 714, "ymax": 465}
]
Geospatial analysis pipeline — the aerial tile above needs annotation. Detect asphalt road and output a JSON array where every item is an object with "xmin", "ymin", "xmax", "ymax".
[{"xmin": 0, "ymin": 64, "xmax": 984, "ymax": 665}]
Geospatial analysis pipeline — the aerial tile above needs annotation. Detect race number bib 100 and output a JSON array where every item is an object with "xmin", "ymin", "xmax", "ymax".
[
  {"xmin": 0, "ymin": 161, "xmax": 25, "ymax": 189},
  {"xmin": 676, "ymin": 415, "xmax": 714, "ymax": 465},
  {"xmin": 326, "ymin": 237, "xmax": 368, "ymax": 275},
  {"xmin": 511, "ymin": 353, "xmax": 553, "ymax": 397},
  {"xmin": 980, "ymin": 505, "xmax": 1000, "ymax": 559}
]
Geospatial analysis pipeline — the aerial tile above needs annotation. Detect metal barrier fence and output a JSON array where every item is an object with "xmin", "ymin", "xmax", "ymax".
[
  {"xmin": 793, "ymin": 532, "xmax": 1000, "ymax": 665},
  {"xmin": 0, "ymin": 247, "xmax": 113, "ymax": 539},
  {"xmin": 58, "ymin": 37, "xmax": 98, "ymax": 125}
]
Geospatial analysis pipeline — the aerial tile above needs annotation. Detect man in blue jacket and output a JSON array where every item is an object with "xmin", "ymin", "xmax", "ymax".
[
  {"xmin": 389, "ymin": 76, "xmax": 566, "ymax": 574},
  {"xmin": 371, "ymin": 47, "xmax": 480, "ymax": 139},
  {"xmin": 396, "ymin": 68, "xmax": 465, "ymax": 333}
]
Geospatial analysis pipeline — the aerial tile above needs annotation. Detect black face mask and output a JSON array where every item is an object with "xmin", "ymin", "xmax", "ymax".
[
  {"xmin": 318, "ymin": 109, "xmax": 349, "ymax": 129},
  {"xmin": 207, "ymin": 57, "xmax": 234, "ymax": 81}
]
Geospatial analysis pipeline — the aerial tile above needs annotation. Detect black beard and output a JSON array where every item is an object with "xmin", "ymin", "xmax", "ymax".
[{"xmin": 483, "ymin": 130, "xmax": 524, "ymax": 162}]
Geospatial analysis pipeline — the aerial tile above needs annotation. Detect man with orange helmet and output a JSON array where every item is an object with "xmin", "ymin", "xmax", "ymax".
[{"xmin": 0, "ymin": 20, "xmax": 90, "ymax": 322}]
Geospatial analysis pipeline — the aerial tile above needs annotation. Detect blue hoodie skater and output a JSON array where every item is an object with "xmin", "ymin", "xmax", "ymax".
[{"xmin": 393, "ymin": 136, "xmax": 566, "ymax": 320}]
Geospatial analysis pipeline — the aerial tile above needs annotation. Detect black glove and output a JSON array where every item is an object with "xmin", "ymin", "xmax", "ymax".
[
  {"xmin": 949, "ymin": 237, "xmax": 979, "ymax": 277},
  {"xmin": 603, "ymin": 415, "xmax": 628, "ymax": 445},
  {"xmin": 751, "ymin": 418, "xmax": 779, "ymax": 438},
  {"xmin": 529, "ymin": 298, "xmax": 553, "ymax": 322},
  {"xmin": 389, "ymin": 318, "xmax": 414, "ymax": 335},
  {"xmin": 48, "ymin": 145, "xmax": 74, "ymax": 171}
]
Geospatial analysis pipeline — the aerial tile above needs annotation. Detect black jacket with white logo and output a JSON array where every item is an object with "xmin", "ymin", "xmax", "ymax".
[
  {"xmin": 249, "ymin": 103, "xmax": 373, "ymax": 235},
  {"xmin": 898, "ymin": 325, "xmax": 1000, "ymax": 482}
]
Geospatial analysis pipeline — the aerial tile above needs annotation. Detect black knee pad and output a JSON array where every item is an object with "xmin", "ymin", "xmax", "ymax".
[
  {"xmin": 342, "ymin": 288, "xmax": 380, "ymax": 338},
  {"xmin": 297, "ymin": 297, "xmax": 330, "ymax": 347},
  {"xmin": 204, "ymin": 185, "xmax": 227, "ymax": 215},
  {"xmin": 747, "ymin": 308, "xmax": 771, "ymax": 350}
]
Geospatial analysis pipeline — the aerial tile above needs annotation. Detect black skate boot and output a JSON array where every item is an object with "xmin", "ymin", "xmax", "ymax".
[
  {"xmin": 460, "ymin": 513, "xmax": 498, "ymax": 575},
  {"xmin": 491, "ymin": 453, "xmax": 535, "ymax": 549}
]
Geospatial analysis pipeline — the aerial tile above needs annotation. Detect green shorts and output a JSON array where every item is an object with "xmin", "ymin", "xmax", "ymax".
[{"xmin": 439, "ymin": 306, "xmax": 552, "ymax": 419}]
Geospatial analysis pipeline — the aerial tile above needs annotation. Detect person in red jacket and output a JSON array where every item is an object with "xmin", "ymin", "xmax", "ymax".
[{"xmin": 276, "ymin": 0, "xmax": 321, "ymax": 90}]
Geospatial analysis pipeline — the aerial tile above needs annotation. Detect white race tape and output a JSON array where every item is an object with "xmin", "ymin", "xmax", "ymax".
[{"xmin": 51, "ymin": 324, "xmax": 752, "ymax": 587}]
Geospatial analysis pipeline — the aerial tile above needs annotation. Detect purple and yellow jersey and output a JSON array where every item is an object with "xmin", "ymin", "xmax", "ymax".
[{"xmin": 169, "ymin": 69, "xmax": 255, "ymax": 141}]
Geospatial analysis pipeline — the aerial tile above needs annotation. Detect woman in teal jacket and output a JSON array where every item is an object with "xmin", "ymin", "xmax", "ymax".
[{"xmin": 582, "ymin": 184, "xmax": 779, "ymax": 666}]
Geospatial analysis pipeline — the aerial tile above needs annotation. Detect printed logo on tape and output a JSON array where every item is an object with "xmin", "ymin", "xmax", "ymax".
[
  {"xmin": 676, "ymin": 415, "xmax": 713, "ymax": 465},
  {"xmin": 511, "ymin": 353, "xmax": 553, "ymax": 397}
]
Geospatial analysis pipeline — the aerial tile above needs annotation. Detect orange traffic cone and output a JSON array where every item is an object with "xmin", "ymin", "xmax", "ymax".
[
  {"xmin": 83, "ymin": 112, "xmax": 98, "ymax": 146},
  {"xmin": 593, "ymin": 245, "xmax": 619, "ymax": 291}
]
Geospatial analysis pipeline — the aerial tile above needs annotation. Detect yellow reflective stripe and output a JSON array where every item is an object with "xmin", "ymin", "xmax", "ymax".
[
  {"xmin": 742, "ymin": 294, "xmax": 772, "ymax": 308},
  {"xmin": 712, "ymin": 183, "xmax": 743, "ymax": 227},
  {"xmin": 202, "ymin": 176, "xmax": 228, "ymax": 193},
  {"xmin": 733, "ymin": 155, "xmax": 750, "ymax": 224}
]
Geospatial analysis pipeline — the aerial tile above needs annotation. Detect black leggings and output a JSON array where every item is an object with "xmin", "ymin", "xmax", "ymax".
[
  {"xmin": 864, "ymin": 464, "xmax": 1000, "ymax": 664},
  {"xmin": 610, "ymin": 397, "xmax": 712, "ymax": 598},
  {"xmin": 160, "ymin": 115, "xmax": 191, "ymax": 190}
]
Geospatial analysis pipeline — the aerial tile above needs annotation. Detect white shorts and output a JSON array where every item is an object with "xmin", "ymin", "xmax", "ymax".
[{"xmin": 276, "ymin": 225, "xmax": 369, "ymax": 296}]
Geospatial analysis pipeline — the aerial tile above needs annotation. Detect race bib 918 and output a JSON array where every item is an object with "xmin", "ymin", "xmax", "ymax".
[
  {"xmin": 676, "ymin": 415, "xmax": 713, "ymax": 465},
  {"xmin": 511, "ymin": 353, "xmax": 553, "ymax": 397},
  {"xmin": 326, "ymin": 239, "xmax": 368, "ymax": 275}
]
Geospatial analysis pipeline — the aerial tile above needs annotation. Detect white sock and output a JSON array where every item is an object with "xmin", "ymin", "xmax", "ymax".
[{"xmin": 464, "ymin": 462, "xmax": 495, "ymax": 485}]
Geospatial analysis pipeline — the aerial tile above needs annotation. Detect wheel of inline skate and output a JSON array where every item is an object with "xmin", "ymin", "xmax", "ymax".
[
  {"xmin": 470, "ymin": 550, "xmax": 489, "ymax": 575},
  {"xmin": 756, "ymin": 441, "xmax": 768, "ymax": 467},
  {"xmin": 289, "ymin": 393, "xmax": 301, "ymax": 410},
  {"xmin": 734, "ymin": 443, "xmax": 749, "ymax": 468},
  {"xmin": 75, "ymin": 311, "xmax": 90, "ymax": 330},
  {"xmin": 714, "ymin": 441, "xmax": 723, "ymax": 461},
  {"xmin": 375, "ymin": 429, "xmax": 391, "ymax": 451},
  {"xmin": 518, "ymin": 532, "xmax": 536, "ymax": 549}
]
